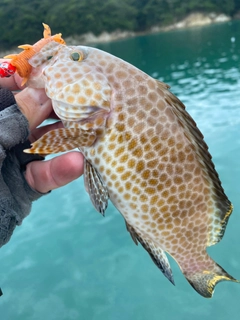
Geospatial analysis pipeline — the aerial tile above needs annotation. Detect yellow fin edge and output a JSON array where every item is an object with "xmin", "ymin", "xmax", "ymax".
[{"xmin": 186, "ymin": 267, "xmax": 239, "ymax": 298}]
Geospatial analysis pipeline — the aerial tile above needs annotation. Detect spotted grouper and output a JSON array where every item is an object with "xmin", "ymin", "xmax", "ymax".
[{"xmin": 24, "ymin": 41, "xmax": 238, "ymax": 297}]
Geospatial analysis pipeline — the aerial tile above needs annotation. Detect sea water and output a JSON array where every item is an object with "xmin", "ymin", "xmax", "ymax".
[{"xmin": 0, "ymin": 20, "xmax": 240, "ymax": 320}]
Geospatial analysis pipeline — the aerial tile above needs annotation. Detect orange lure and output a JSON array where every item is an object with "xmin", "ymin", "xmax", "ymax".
[{"xmin": 4, "ymin": 23, "xmax": 65, "ymax": 85}]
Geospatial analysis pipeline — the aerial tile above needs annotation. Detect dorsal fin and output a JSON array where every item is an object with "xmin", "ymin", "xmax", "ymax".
[
  {"xmin": 162, "ymin": 85, "xmax": 232, "ymax": 246},
  {"xmin": 156, "ymin": 79, "xmax": 170, "ymax": 90}
]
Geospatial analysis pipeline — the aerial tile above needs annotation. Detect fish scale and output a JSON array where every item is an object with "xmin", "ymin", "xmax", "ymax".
[{"xmin": 22, "ymin": 42, "xmax": 238, "ymax": 298}]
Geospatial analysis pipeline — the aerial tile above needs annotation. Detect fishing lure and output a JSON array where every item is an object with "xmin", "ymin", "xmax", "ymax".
[
  {"xmin": 0, "ymin": 61, "xmax": 16, "ymax": 77},
  {"xmin": 0, "ymin": 23, "xmax": 65, "ymax": 85}
]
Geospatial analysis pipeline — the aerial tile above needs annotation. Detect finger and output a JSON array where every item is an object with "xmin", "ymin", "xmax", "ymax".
[
  {"xmin": 15, "ymin": 88, "xmax": 52, "ymax": 130},
  {"xmin": 0, "ymin": 73, "xmax": 23, "ymax": 91},
  {"xmin": 25, "ymin": 151, "xmax": 84, "ymax": 193}
]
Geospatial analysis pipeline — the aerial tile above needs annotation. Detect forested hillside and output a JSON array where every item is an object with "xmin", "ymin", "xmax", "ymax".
[{"xmin": 0, "ymin": 0, "xmax": 240, "ymax": 49}]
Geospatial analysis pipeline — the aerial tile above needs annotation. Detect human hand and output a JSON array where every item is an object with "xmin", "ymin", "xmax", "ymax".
[
  {"xmin": 0, "ymin": 65, "xmax": 84, "ymax": 194},
  {"xmin": 0, "ymin": 62, "xmax": 86, "ymax": 249}
]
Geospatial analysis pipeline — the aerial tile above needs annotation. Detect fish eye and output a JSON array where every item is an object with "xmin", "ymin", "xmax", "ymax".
[{"xmin": 70, "ymin": 51, "xmax": 83, "ymax": 61}]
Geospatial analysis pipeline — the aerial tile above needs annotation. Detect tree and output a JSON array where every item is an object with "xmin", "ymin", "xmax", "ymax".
[{"xmin": 0, "ymin": 0, "xmax": 239, "ymax": 50}]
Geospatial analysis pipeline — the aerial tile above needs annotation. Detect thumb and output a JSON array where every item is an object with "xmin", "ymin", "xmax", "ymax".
[{"xmin": 25, "ymin": 152, "xmax": 84, "ymax": 193}]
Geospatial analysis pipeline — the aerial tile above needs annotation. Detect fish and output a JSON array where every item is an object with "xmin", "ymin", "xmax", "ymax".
[
  {"xmin": 24, "ymin": 41, "xmax": 239, "ymax": 298},
  {"xmin": 4, "ymin": 23, "xmax": 65, "ymax": 85}
]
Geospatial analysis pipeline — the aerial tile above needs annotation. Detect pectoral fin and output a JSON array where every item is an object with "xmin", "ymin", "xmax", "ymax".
[
  {"xmin": 24, "ymin": 127, "xmax": 96, "ymax": 154},
  {"xmin": 84, "ymin": 159, "xmax": 109, "ymax": 216},
  {"xmin": 125, "ymin": 222, "xmax": 175, "ymax": 285}
]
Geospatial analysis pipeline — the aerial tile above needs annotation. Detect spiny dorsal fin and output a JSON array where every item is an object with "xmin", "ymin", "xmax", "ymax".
[{"xmin": 156, "ymin": 79, "xmax": 170, "ymax": 90}]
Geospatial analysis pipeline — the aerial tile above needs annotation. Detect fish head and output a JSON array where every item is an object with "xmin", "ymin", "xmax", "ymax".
[{"xmin": 28, "ymin": 44, "xmax": 112, "ymax": 126}]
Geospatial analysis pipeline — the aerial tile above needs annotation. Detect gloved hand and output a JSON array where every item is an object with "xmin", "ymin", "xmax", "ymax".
[{"xmin": 0, "ymin": 88, "xmax": 44, "ymax": 248}]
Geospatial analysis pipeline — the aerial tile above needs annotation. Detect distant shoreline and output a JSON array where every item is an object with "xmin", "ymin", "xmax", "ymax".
[
  {"xmin": 0, "ymin": 12, "xmax": 237, "ymax": 57},
  {"xmin": 65, "ymin": 12, "xmax": 233, "ymax": 45}
]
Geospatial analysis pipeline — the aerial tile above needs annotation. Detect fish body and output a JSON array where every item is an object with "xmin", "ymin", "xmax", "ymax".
[{"xmin": 25, "ymin": 43, "xmax": 238, "ymax": 297}]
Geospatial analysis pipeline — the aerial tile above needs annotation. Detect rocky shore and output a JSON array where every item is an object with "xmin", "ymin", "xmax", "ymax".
[
  {"xmin": 65, "ymin": 12, "xmax": 232, "ymax": 45},
  {"xmin": 0, "ymin": 12, "xmax": 234, "ymax": 57}
]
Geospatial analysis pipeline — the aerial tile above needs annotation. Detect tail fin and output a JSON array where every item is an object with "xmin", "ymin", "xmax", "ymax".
[{"xmin": 184, "ymin": 259, "xmax": 239, "ymax": 298}]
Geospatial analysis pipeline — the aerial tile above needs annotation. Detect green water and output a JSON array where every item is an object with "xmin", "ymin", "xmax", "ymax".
[{"xmin": 1, "ymin": 21, "xmax": 240, "ymax": 319}]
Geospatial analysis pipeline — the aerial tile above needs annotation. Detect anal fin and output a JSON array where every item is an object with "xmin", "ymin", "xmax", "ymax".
[
  {"xmin": 24, "ymin": 128, "xmax": 96, "ymax": 154},
  {"xmin": 84, "ymin": 159, "xmax": 109, "ymax": 216},
  {"xmin": 125, "ymin": 221, "xmax": 175, "ymax": 285}
]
